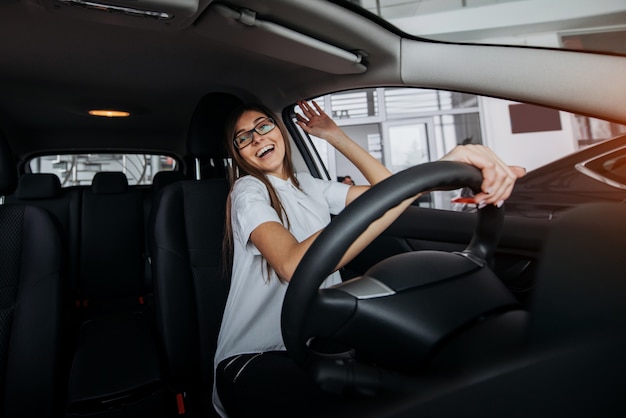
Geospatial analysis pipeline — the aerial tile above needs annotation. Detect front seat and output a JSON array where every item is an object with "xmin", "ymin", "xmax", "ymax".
[
  {"xmin": 149, "ymin": 92, "xmax": 242, "ymax": 416},
  {"xmin": 0, "ymin": 132, "xmax": 64, "ymax": 417}
]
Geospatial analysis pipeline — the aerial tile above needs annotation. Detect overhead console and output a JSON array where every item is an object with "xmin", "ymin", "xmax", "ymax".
[{"xmin": 32, "ymin": 0, "xmax": 214, "ymax": 30}]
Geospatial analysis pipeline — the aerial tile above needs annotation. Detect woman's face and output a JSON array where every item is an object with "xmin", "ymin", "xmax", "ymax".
[{"xmin": 234, "ymin": 110, "xmax": 286, "ymax": 179}]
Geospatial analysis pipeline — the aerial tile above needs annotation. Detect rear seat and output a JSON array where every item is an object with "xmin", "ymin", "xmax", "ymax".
[
  {"xmin": 8, "ymin": 170, "xmax": 183, "ymax": 416},
  {"xmin": 78, "ymin": 171, "xmax": 148, "ymax": 315},
  {"xmin": 6, "ymin": 172, "xmax": 152, "ymax": 316},
  {"xmin": 67, "ymin": 172, "xmax": 166, "ymax": 417},
  {"xmin": 6, "ymin": 173, "xmax": 81, "ymax": 305}
]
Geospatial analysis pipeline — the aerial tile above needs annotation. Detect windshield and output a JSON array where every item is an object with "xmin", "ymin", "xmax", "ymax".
[{"xmin": 353, "ymin": 0, "xmax": 626, "ymax": 56}]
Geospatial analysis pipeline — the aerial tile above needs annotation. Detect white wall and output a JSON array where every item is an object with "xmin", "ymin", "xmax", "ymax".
[
  {"xmin": 480, "ymin": 97, "xmax": 577, "ymax": 171},
  {"xmin": 337, "ymin": 124, "xmax": 379, "ymax": 185},
  {"xmin": 476, "ymin": 32, "xmax": 579, "ymax": 171}
]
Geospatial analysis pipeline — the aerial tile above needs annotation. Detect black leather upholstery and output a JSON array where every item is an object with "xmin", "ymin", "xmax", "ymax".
[
  {"xmin": 7, "ymin": 173, "xmax": 81, "ymax": 294},
  {"xmin": 150, "ymin": 179, "xmax": 229, "ymax": 392},
  {"xmin": 66, "ymin": 312, "xmax": 165, "ymax": 417},
  {"xmin": 90, "ymin": 171, "xmax": 128, "ymax": 194},
  {"xmin": 80, "ymin": 172, "xmax": 145, "ymax": 303},
  {"xmin": 14, "ymin": 173, "xmax": 61, "ymax": 199},
  {"xmin": 0, "ymin": 135, "xmax": 17, "ymax": 196},
  {"xmin": 188, "ymin": 92, "xmax": 243, "ymax": 178},
  {"xmin": 0, "ymin": 133, "xmax": 64, "ymax": 417},
  {"xmin": 65, "ymin": 171, "xmax": 165, "ymax": 416},
  {"xmin": 151, "ymin": 170, "xmax": 186, "ymax": 195},
  {"xmin": 188, "ymin": 92, "xmax": 242, "ymax": 161}
]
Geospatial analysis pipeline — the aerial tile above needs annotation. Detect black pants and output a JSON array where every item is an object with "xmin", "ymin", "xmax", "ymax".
[{"xmin": 216, "ymin": 351, "xmax": 346, "ymax": 418}]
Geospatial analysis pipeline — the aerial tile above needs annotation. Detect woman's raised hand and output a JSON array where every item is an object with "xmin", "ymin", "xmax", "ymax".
[{"xmin": 295, "ymin": 100, "xmax": 342, "ymax": 140}]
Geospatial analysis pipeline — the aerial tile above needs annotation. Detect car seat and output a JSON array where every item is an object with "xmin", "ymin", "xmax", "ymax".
[
  {"xmin": 0, "ymin": 131, "xmax": 65, "ymax": 417},
  {"xmin": 149, "ymin": 92, "xmax": 242, "ymax": 416}
]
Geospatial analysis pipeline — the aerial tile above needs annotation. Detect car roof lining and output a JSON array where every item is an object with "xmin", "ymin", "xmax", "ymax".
[{"xmin": 1, "ymin": 0, "xmax": 625, "ymax": 164}]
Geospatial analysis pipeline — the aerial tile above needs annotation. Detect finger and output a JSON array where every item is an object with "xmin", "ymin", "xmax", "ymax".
[
  {"xmin": 294, "ymin": 114, "xmax": 312, "ymax": 132},
  {"xmin": 297, "ymin": 100, "xmax": 312, "ymax": 116},
  {"xmin": 475, "ymin": 165, "xmax": 519, "ymax": 205},
  {"xmin": 487, "ymin": 172, "xmax": 516, "ymax": 204},
  {"xmin": 492, "ymin": 166, "xmax": 526, "ymax": 203},
  {"xmin": 458, "ymin": 146, "xmax": 518, "ymax": 202},
  {"xmin": 295, "ymin": 113, "xmax": 308, "ymax": 125},
  {"xmin": 485, "ymin": 164, "xmax": 525, "ymax": 200},
  {"xmin": 473, "ymin": 162, "xmax": 505, "ymax": 203},
  {"xmin": 510, "ymin": 166, "xmax": 527, "ymax": 178},
  {"xmin": 474, "ymin": 157, "xmax": 499, "ymax": 197},
  {"xmin": 312, "ymin": 100, "xmax": 324, "ymax": 115}
]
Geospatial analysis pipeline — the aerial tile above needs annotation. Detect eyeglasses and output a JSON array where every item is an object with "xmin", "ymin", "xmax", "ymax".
[{"xmin": 233, "ymin": 117, "xmax": 276, "ymax": 149}]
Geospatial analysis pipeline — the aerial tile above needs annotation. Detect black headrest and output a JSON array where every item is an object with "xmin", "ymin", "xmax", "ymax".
[
  {"xmin": 91, "ymin": 172, "xmax": 129, "ymax": 194},
  {"xmin": 187, "ymin": 92, "xmax": 243, "ymax": 159},
  {"xmin": 530, "ymin": 203, "xmax": 626, "ymax": 345},
  {"xmin": 152, "ymin": 170, "xmax": 186, "ymax": 194},
  {"xmin": 15, "ymin": 173, "xmax": 61, "ymax": 199},
  {"xmin": 0, "ymin": 130, "xmax": 18, "ymax": 196}
]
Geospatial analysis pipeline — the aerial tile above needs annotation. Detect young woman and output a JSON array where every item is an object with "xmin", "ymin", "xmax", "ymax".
[{"xmin": 213, "ymin": 100, "xmax": 525, "ymax": 417}]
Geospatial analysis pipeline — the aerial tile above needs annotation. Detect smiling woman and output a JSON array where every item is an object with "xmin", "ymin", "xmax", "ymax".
[
  {"xmin": 212, "ymin": 97, "xmax": 524, "ymax": 417},
  {"xmin": 0, "ymin": 1, "xmax": 625, "ymax": 417}
]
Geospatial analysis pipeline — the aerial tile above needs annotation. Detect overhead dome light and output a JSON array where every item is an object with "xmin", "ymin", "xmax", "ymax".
[
  {"xmin": 57, "ymin": 0, "xmax": 173, "ymax": 20},
  {"xmin": 89, "ymin": 110, "xmax": 131, "ymax": 117}
]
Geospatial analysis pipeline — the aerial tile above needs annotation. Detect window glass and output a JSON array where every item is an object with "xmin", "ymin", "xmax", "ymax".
[
  {"xmin": 329, "ymin": 89, "xmax": 378, "ymax": 121},
  {"xmin": 353, "ymin": 1, "xmax": 626, "ymax": 57},
  {"xmin": 384, "ymin": 89, "xmax": 478, "ymax": 115},
  {"xmin": 29, "ymin": 153, "xmax": 177, "ymax": 187}
]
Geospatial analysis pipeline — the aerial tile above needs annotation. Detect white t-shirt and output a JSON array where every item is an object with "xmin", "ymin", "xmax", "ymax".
[{"xmin": 213, "ymin": 172, "xmax": 350, "ymax": 416}]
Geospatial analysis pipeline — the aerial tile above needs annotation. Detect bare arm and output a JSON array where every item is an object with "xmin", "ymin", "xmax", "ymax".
[
  {"xmin": 252, "ymin": 100, "xmax": 409, "ymax": 282},
  {"xmin": 295, "ymin": 99, "xmax": 391, "ymax": 197},
  {"xmin": 295, "ymin": 100, "xmax": 418, "ymax": 270}
]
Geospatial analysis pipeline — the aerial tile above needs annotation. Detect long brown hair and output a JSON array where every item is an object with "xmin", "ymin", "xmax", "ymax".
[{"xmin": 222, "ymin": 103, "xmax": 301, "ymax": 283}]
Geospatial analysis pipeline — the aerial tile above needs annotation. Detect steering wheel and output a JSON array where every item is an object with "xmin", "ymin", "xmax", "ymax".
[{"xmin": 281, "ymin": 161, "xmax": 518, "ymax": 382}]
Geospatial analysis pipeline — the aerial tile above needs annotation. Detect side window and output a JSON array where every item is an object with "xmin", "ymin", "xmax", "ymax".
[
  {"xmin": 28, "ymin": 154, "xmax": 178, "ymax": 187},
  {"xmin": 304, "ymin": 88, "xmax": 483, "ymax": 210},
  {"xmin": 304, "ymin": 87, "xmax": 626, "ymax": 211}
]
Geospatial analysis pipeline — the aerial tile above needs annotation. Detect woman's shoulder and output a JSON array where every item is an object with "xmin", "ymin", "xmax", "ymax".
[
  {"xmin": 232, "ymin": 175, "xmax": 269, "ymax": 198},
  {"xmin": 233, "ymin": 175, "xmax": 263, "ymax": 189}
]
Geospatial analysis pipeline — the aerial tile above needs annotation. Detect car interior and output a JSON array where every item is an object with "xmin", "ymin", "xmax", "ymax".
[{"xmin": 0, "ymin": 0, "xmax": 625, "ymax": 417}]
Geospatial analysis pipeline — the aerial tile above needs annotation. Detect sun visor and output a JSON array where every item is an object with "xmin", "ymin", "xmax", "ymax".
[{"xmin": 196, "ymin": 4, "xmax": 367, "ymax": 75}]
